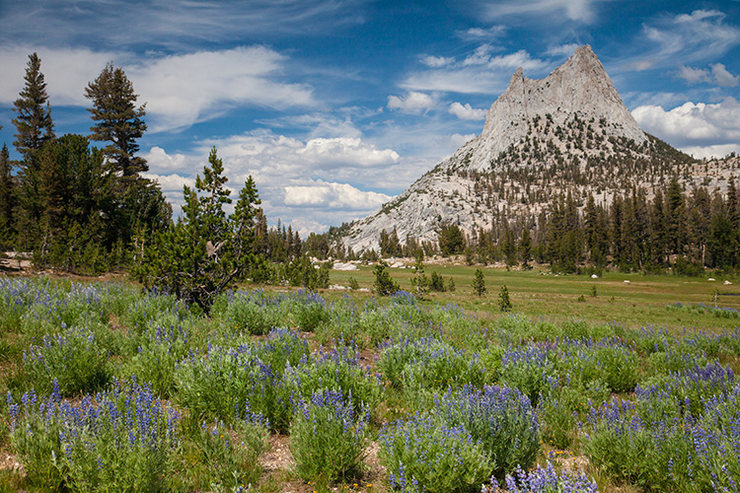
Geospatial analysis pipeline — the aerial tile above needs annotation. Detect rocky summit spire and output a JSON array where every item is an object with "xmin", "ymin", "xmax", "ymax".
[
  {"xmin": 470, "ymin": 44, "xmax": 646, "ymax": 172},
  {"xmin": 338, "ymin": 46, "xmax": 710, "ymax": 254}
]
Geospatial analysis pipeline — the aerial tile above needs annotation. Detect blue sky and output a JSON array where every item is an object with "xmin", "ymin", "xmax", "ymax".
[{"xmin": 0, "ymin": 0, "xmax": 739, "ymax": 235}]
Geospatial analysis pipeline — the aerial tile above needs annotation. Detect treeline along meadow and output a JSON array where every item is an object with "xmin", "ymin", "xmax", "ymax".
[
  {"xmin": 2, "ymin": 53, "xmax": 740, "ymax": 287},
  {"xmin": 0, "ymin": 53, "xmax": 331, "ymax": 297}
]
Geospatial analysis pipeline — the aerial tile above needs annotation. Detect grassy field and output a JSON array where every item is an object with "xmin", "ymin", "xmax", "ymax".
[
  {"xmin": 2, "ymin": 267, "xmax": 740, "ymax": 492},
  {"xmin": 327, "ymin": 262, "xmax": 740, "ymax": 333}
]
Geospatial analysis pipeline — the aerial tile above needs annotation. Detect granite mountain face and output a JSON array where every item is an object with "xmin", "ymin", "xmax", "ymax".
[{"xmin": 339, "ymin": 46, "xmax": 737, "ymax": 254}]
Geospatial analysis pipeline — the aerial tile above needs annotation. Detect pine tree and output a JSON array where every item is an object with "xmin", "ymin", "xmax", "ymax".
[
  {"xmin": 0, "ymin": 144, "xmax": 16, "ymax": 248},
  {"xmin": 728, "ymin": 176, "xmax": 739, "ymax": 230},
  {"xmin": 666, "ymin": 177, "xmax": 686, "ymax": 256},
  {"xmin": 519, "ymin": 228, "xmax": 532, "ymax": 268},
  {"xmin": 472, "ymin": 268, "xmax": 486, "ymax": 296},
  {"xmin": 498, "ymin": 284, "xmax": 512, "ymax": 312},
  {"xmin": 12, "ymin": 53, "xmax": 55, "ymax": 251},
  {"xmin": 12, "ymin": 53, "xmax": 54, "ymax": 163},
  {"xmin": 132, "ymin": 148, "xmax": 262, "ymax": 312},
  {"xmin": 410, "ymin": 255, "xmax": 430, "ymax": 297},
  {"xmin": 34, "ymin": 134, "xmax": 115, "ymax": 272},
  {"xmin": 373, "ymin": 261, "xmax": 399, "ymax": 296},
  {"xmin": 85, "ymin": 63, "xmax": 147, "ymax": 177}
]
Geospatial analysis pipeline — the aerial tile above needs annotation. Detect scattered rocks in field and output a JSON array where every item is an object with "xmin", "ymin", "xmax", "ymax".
[
  {"xmin": 591, "ymin": 274, "xmax": 599, "ymax": 279},
  {"xmin": 0, "ymin": 452, "xmax": 23, "ymax": 473},
  {"xmin": 708, "ymin": 278, "xmax": 716, "ymax": 281},
  {"xmin": 725, "ymin": 280, "xmax": 733, "ymax": 285},
  {"xmin": 624, "ymin": 280, "xmax": 631, "ymax": 284},
  {"xmin": 260, "ymin": 434, "xmax": 295, "ymax": 472},
  {"xmin": 333, "ymin": 262, "xmax": 358, "ymax": 271},
  {"xmin": 329, "ymin": 284, "xmax": 348, "ymax": 290}
]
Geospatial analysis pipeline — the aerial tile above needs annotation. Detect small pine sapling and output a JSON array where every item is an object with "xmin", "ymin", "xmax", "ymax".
[
  {"xmin": 472, "ymin": 269, "xmax": 486, "ymax": 296},
  {"xmin": 498, "ymin": 284, "xmax": 512, "ymax": 312}
]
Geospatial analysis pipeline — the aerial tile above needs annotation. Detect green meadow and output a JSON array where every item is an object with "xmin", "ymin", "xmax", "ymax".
[{"xmin": 328, "ymin": 263, "xmax": 740, "ymax": 332}]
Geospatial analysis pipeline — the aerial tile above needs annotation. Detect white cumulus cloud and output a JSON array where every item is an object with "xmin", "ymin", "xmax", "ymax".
[
  {"xmin": 284, "ymin": 180, "xmax": 391, "ymax": 210},
  {"xmin": 678, "ymin": 65, "xmax": 711, "ymax": 84},
  {"xmin": 632, "ymin": 98, "xmax": 740, "ymax": 158},
  {"xmin": 448, "ymin": 102, "xmax": 487, "ymax": 120},
  {"xmin": 387, "ymin": 91, "xmax": 435, "ymax": 113},
  {"xmin": 711, "ymin": 63, "xmax": 739, "ymax": 87},
  {"xmin": 142, "ymin": 129, "xmax": 402, "ymax": 231},
  {"xmin": 300, "ymin": 137, "xmax": 399, "ymax": 166}
]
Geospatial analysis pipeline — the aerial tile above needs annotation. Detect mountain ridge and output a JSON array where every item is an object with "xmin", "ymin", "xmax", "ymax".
[{"xmin": 338, "ymin": 46, "xmax": 735, "ymax": 254}]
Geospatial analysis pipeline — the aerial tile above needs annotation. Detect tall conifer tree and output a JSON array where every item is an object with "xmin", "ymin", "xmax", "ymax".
[
  {"xmin": 0, "ymin": 144, "xmax": 16, "ymax": 248},
  {"xmin": 12, "ymin": 53, "xmax": 54, "ymax": 163},
  {"xmin": 12, "ymin": 53, "xmax": 55, "ymax": 250},
  {"xmin": 85, "ymin": 63, "xmax": 147, "ymax": 177}
]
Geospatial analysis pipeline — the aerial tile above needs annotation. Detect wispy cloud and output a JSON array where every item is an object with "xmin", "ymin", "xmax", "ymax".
[
  {"xmin": 482, "ymin": 0, "xmax": 608, "ymax": 24},
  {"xmin": 0, "ymin": 0, "xmax": 368, "ymax": 51},
  {"xmin": 630, "ymin": 10, "xmax": 740, "ymax": 71},
  {"xmin": 0, "ymin": 45, "xmax": 316, "ymax": 132},
  {"xmin": 0, "ymin": 46, "xmax": 117, "ymax": 106},
  {"xmin": 545, "ymin": 43, "xmax": 581, "ymax": 57},
  {"xmin": 458, "ymin": 25, "xmax": 507, "ymax": 40},
  {"xmin": 401, "ymin": 48, "xmax": 549, "ymax": 94},
  {"xmin": 129, "ymin": 46, "xmax": 315, "ymax": 131}
]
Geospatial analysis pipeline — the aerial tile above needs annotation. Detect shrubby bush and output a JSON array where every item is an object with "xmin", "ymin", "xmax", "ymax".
[
  {"xmin": 178, "ymin": 418, "xmax": 268, "ymax": 491},
  {"xmin": 122, "ymin": 325, "xmax": 192, "ymax": 397},
  {"xmin": 253, "ymin": 327, "xmax": 309, "ymax": 375},
  {"xmin": 8, "ymin": 379, "xmax": 180, "ymax": 491},
  {"xmin": 435, "ymin": 384, "xmax": 540, "ymax": 478},
  {"xmin": 22, "ymin": 327, "xmax": 109, "ymax": 396},
  {"xmin": 175, "ymin": 343, "xmax": 295, "ymax": 431},
  {"xmin": 483, "ymin": 462, "xmax": 600, "ymax": 493},
  {"xmin": 285, "ymin": 342, "xmax": 383, "ymax": 420},
  {"xmin": 379, "ymin": 414, "xmax": 492, "ymax": 493},
  {"xmin": 585, "ymin": 365, "xmax": 740, "ymax": 492},
  {"xmin": 211, "ymin": 291, "xmax": 284, "ymax": 336},
  {"xmin": 378, "ymin": 336, "xmax": 486, "ymax": 391},
  {"xmin": 120, "ymin": 291, "xmax": 192, "ymax": 335},
  {"xmin": 379, "ymin": 383, "xmax": 540, "ymax": 491},
  {"xmin": 498, "ymin": 345, "xmax": 555, "ymax": 407},
  {"xmin": 290, "ymin": 389, "xmax": 369, "ymax": 485},
  {"xmin": 557, "ymin": 338, "xmax": 639, "ymax": 393}
]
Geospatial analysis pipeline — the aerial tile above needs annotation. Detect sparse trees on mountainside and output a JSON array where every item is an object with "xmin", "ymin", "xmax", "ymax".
[
  {"xmin": 379, "ymin": 227, "xmax": 402, "ymax": 257},
  {"xmin": 438, "ymin": 223, "xmax": 466, "ymax": 256}
]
